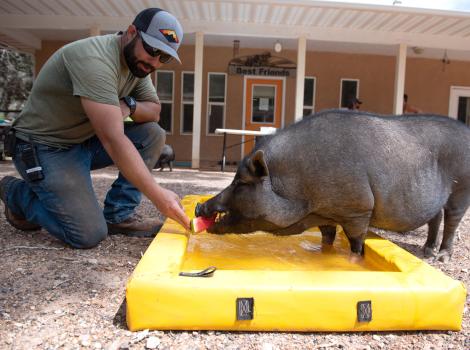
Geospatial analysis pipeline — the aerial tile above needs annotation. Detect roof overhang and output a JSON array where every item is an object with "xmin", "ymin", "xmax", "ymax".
[{"xmin": 1, "ymin": 0, "xmax": 470, "ymax": 60}]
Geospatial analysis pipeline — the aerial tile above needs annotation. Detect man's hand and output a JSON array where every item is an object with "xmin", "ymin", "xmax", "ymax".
[{"xmin": 154, "ymin": 187, "xmax": 190, "ymax": 229}]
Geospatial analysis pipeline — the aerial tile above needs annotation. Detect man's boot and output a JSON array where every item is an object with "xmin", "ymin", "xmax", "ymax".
[
  {"xmin": 107, "ymin": 213, "xmax": 163, "ymax": 237},
  {"xmin": 0, "ymin": 176, "xmax": 41, "ymax": 231}
]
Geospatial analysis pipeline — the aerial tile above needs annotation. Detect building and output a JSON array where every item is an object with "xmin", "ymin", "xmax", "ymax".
[{"xmin": 1, "ymin": 0, "xmax": 470, "ymax": 168}]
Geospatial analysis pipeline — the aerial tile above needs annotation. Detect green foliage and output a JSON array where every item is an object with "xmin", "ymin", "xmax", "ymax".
[{"xmin": 0, "ymin": 48, "xmax": 33, "ymax": 111}]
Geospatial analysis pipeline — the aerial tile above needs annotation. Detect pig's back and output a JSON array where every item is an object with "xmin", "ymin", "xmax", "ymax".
[{"xmin": 263, "ymin": 111, "xmax": 470, "ymax": 231}]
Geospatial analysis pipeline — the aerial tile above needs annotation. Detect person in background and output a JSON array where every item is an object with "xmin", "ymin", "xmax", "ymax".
[
  {"xmin": 346, "ymin": 96, "xmax": 362, "ymax": 110},
  {"xmin": 0, "ymin": 8, "xmax": 190, "ymax": 249},
  {"xmin": 403, "ymin": 93, "xmax": 422, "ymax": 114}
]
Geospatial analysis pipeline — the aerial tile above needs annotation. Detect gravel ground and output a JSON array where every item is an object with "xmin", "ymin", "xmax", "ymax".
[{"xmin": 0, "ymin": 161, "xmax": 468, "ymax": 350}]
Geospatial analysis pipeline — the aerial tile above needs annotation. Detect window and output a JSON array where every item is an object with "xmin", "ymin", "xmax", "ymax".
[
  {"xmin": 303, "ymin": 77, "xmax": 316, "ymax": 117},
  {"xmin": 181, "ymin": 72, "xmax": 194, "ymax": 134},
  {"xmin": 340, "ymin": 79, "xmax": 360, "ymax": 108},
  {"xmin": 252, "ymin": 85, "xmax": 276, "ymax": 123},
  {"xmin": 458, "ymin": 96, "xmax": 470, "ymax": 126},
  {"xmin": 207, "ymin": 73, "xmax": 226, "ymax": 134},
  {"xmin": 155, "ymin": 71, "xmax": 174, "ymax": 133}
]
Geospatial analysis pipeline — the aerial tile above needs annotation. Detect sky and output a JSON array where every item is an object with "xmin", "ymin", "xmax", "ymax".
[{"xmin": 321, "ymin": 0, "xmax": 470, "ymax": 12}]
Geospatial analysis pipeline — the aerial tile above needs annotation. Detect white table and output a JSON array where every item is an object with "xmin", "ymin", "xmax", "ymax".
[{"xmin": 215, "ymin": 127, "xmax": 277, "ymax": 171}]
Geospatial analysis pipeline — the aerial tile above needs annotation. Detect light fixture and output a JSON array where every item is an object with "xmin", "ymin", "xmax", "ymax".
[
  {"xmin": 442, "ymin": 49, "xmax": 450, "ymax": 71},
  {"xmin": 274, "ymin": 40, "xmax": 282, "ymax": 53},
  {"xmin": 233, "ymin": 39, "xmax": 240, "ymax": 57},
  {"xmin": 412, "ymin": 46, "xmax": 423, "ymax": 55}
]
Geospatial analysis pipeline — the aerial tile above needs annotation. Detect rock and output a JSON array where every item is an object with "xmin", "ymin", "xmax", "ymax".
[
  {"xmin": 133, "ymin": 329, "xmax": 149, "ymax": 343},
  {"xmin": 146, "ymin": 336, "xmax": 161, "ymax": 349},
  {"xmin": 262, "ymin": 343, "xmax": 273, "ymax": 350},
  {"xmin": 372, "ymin": 335, "xmax": 381, "ymax": 341},
  {"xmin": 80, "ymin": 335, "xmax": 91, "ymax": 347},
  {"xmin": 88, "ymin": 258, "xmax": 98, "ymax": 265},
  {"xmin": 118, "ymin": 341, "xmax": 130, "ymax": 350},
  {"xmin": 94, "ymin": 342, "xmax": 102, "ymax": 349}
]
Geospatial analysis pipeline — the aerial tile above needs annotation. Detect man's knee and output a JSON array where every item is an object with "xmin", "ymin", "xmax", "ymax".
[
  {"xmin": 147, "ymin": 122, "xmax": 166, "ymax": 150},
  {"xmin": 139, "ymin": 122, "xmax": 166, "ymax": 146},
  {"xmin": 65, "ymin": 221, "xmax": 108, "ymax": 249},
  {"xmin": 137, "ymin": 122, "xmax": 166, "ymax": 167}
]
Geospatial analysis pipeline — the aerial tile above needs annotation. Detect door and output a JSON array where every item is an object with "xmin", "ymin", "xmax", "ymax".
[
  {"xmin": 243, "ymin": 77, "xmax": 283, "ymax": 156},
  {"xmin": 449, "ymin": 86, "xmax": 470, "ymax": 126}
]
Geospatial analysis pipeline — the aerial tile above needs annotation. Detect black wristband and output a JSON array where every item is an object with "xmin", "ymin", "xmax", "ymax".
[{"xmin": 122, "ymin": 96, "xmax": 137, "ymax": 116}]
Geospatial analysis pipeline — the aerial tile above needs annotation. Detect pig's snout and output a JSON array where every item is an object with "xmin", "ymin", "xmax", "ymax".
[
  {"xmin": 195, "ymin": 200, "xmax": 227, "ymax": 218},
  {"xmin": 195, "ymin": 203, "xmax": 204, "ymax": 217}
]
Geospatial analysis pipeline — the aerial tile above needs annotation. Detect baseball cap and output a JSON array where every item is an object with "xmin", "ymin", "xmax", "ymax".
[{"xmin": 133, "ymin": 8, "xmax": 183, "ymax": 63}]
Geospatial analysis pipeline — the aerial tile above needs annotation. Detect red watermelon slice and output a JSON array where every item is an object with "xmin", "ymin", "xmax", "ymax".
[{"xmin": 190, "ymin": 215, "xmax": 216, "ymax": 233}]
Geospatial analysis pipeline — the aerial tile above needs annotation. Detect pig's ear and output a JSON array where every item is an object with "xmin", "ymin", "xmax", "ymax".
[{"xmin": 247, "ymin": 150, "xmax": 269, "ymax": 178}]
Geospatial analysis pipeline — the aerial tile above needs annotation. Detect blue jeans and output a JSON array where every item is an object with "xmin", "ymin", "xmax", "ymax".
[{"xmin": 5, "ymin": 122, "xmax": 165, "ymax": 248}]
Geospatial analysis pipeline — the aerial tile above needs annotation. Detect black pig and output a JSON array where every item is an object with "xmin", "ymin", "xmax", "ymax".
[
  {"xmin": 196, "ymin": 110, "xmax": 470, "ymax": 262},
  {"xmin": 154, "ymin": 144, "xmax": 175, "ymax": 171}
]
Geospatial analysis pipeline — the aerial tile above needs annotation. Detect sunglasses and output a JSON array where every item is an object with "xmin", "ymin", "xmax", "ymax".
[{"xmin": 138, "ymin": 32, "xmax": 173, "ymax": 64}]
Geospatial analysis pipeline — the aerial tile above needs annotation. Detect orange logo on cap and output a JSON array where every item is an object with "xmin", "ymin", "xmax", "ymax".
[{"xmin": 160, "ymin": 29, "xmax": 179, "ymax": 44}]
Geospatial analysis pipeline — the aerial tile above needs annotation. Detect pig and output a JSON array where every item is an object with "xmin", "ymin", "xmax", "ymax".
[
  {"xmin": 196, "ymin": 110, "xmax": 470, "ymax": 262},
  {"xmin": 154, "ymin": 144, "xmax": 175, "ymax": 171}
]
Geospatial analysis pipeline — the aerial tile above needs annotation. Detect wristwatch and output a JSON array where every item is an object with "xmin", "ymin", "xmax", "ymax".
[{"xmin": 122, "ymin": 96, "xmax": 137, "ymax": 116}]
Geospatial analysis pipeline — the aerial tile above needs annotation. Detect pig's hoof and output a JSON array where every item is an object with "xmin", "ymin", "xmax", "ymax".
[
  {"xmin": 348, "ymin": 253, "xmax": 363, "ymax": 264},
  {"xmin": 423, "ymin": 246, "xmax": 436, "ymax": 258},
  {"xmin": 435, "ymin": 250, "xmax": 451, "ymax": 263},
  {"xmin": 320, "ymin": 244, "xmax": 334, "ymax": 253},
  {"xmin": 321, "ymin": 237, "xmax": 335, "ymax": 245}
]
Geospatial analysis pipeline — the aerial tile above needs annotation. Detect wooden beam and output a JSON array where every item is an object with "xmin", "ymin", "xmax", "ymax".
[{"xmin": 0, "ymin": 28, "xmax": 41, "ymax": 50}]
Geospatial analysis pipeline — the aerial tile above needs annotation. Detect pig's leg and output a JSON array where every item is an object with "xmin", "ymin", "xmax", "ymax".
[
  {"xmin": 319, "ymin": 225, "xmax": 337, "ymax": 245},
  {"xmin": 423, "ymin": 210, "xmax": 442, "ymax": 258},
  {"xmin": 169, "ymin": 161, "xmax": 173, "ymax": 172},
  {"xmin": 341, "ymin": 217, "xmax": 371, "ymax": 255},
  {"xmin": 437, "ymin": 194, "xmax": 468, "ymax": 262}
]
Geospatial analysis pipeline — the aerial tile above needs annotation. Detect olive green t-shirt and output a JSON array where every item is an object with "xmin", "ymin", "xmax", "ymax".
[{"xmin": 14, "ymin": 34, "xmax": 159, "ymax": 147}]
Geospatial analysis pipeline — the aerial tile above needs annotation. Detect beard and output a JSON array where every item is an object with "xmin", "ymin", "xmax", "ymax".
[{"xmin": 123, "ymin": 36, "xmax": 154, "ymax": 78}]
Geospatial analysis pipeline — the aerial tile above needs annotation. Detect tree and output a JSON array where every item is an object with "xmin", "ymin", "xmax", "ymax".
[{"xmin": 0, "ymin": 48, "xmax": 33, "ymax": 112}]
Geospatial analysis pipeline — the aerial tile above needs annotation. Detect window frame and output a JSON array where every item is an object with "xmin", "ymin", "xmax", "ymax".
[
  {"xmin": 155, "ymin": 70, "xmax": 174, "ymax": 135},
  {"xmin": 250, "ymin": 83, "xmax": 278, "ymax": 124},
  {"xmin": 180, "ymin": 71, "xmax": 195, "ymax": 135},
  {"xmin": 339, "ymin": 78, "xmax": 360, "ymax": 108},
  {"xmin": 206, "ymin": 72, "xmax": 227, "ymax": 136},
  {"xmin": 303, "ymin": 76, "xmax": 316, "ymax": 117}
]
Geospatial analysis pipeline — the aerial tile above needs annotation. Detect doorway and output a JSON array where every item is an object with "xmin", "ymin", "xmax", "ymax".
[
  {"xmin": 449, "ymin": 86, "xmax": 470, "ymax": 126},
  {"xmin": 243, "ymin": 77, "xmax": 284, "ymax": 156}
]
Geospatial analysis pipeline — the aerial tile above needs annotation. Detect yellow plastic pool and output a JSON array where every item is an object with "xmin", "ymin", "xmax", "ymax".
[{"xmin": 126, "ymin": 195, "xmax": 466, "ymax": 331}]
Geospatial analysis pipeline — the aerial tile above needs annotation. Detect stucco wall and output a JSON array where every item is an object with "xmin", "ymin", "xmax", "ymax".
[{"xmin": 35, "ymin": 40, "xmax": 470, "ymax": 167}]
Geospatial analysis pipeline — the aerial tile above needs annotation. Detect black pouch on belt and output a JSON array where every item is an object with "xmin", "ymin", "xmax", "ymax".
[
  {"xmin": 21, "ymin": 142, "xmax": 44, "ymax": 181},
  {"xmin": 3, "ymin": 126, "xmax": 16, "ymax": 157}
]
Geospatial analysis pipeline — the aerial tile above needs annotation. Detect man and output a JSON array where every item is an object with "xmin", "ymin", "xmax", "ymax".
[
  {"xmin": 0, "ymin": 8, "xmax": 190, "ymax": 248},
  {"xmin": 403, "ymin": 93, "xmax": 422, "ymax": 114}
]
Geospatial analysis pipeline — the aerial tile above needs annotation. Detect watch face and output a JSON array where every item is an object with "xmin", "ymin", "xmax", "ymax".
[{"xmin": 125, "ymin": 96, "xmax": 136, "ymax": 114}]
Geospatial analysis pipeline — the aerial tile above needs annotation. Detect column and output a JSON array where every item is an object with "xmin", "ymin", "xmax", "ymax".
[
  {"xmin": 294, "ymin": 36, "xmax": 307, "ymax": 122},
  {"xmin": 89, "ymin": 26, "xmax": 101, "ymax": 37},
  {"xmin": 393, "ymin": 43, "xmax": 407, "ymax": 115},
  {"xmin": 191, "ymin": 32, "xmax": 204, "ymax": 169}
]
